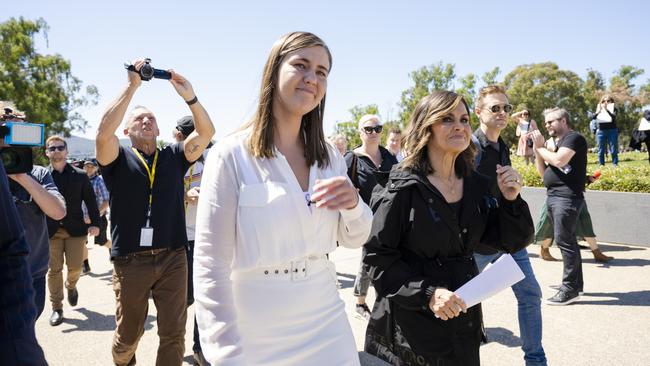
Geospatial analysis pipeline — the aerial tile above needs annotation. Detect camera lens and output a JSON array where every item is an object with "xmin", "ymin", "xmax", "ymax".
[
  {"xmin": 140, "ymin": 63, "xmax": 154, "ymax": 79},
  {"xmin": 1, "ymin": 148, "xmax": 20, "ymax": 170}
]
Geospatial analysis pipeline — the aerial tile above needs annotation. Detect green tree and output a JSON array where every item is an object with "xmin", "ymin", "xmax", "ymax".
[
  {"xmin": 455, "ymin": 73, "xmax": 480, "ymax": 128},
  {"xmin": 399, "ymin": 62, "xmax": 456, "ymax": 124},
  {"xmin": 0, "ymin": 17, "xmax": 99, "ymax": 137},
  {"xmin": 503, "ymin": 62, "xmax": 588, "ymax": 146},
  {"xmin": 481, "ymin": 67, "xmax": 501, "ymax": 86}
]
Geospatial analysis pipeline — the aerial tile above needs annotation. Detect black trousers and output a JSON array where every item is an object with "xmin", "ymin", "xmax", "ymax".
[
  {"xmin": 185, "ymin": 240, "xmax": 201, "ymax": 352},
  {"xmin": 546, "ymin": 195, "xmax": 585, "ymax": 294}
]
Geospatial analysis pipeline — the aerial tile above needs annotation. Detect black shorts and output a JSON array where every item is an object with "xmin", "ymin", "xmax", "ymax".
[{"xmin": 95, "ymin": 215, "xmax": 109, "ymax": 246}]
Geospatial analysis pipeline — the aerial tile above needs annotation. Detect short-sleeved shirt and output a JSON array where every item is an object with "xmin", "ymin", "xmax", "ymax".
[
  {"xmin": 9, "ymin": 166, "xmax": 63, "ymax": 278},
  {"xmin": 100, "ymin": 143, "xmax": 191, "ymax": 257},
  {"xmin": 82, "ymin": 174, "xmax": 109, "ymax": 218},
  {"xmin": 543, "ymin": 131, "xmax": 588, "ymax": 198}
]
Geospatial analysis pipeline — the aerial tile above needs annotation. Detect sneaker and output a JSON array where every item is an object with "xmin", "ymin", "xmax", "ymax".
[
  {"xmin": 546, "ymin": 290, "xmax": 580, "ymax": 305},
  {"xmin": 549, "ymin": 285, "xmax": 584, "ymax": 295},
  {"xmin": 82, "ymin": 259, "xmax": 91, "ymax": 274},
  {"xmin": 355, "ymin": 303, "xmax": 371, "ymax": 320}
]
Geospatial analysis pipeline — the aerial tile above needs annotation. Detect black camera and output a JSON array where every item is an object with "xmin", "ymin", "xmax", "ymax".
[
  {"xmin": 124, "ymin": 58, "xmax": 172, "ymax": 81},
  {"xmin": 1, "ymin": 108, "xmax": 45, "ymax": 174}
]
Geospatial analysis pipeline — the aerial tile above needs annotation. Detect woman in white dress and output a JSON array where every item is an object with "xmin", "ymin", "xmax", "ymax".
[{"xmin": 193, "ymin": 32, "xmax": 372, "ymax": 366}]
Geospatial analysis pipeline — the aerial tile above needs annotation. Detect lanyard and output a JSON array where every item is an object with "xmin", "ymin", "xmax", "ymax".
[{"xmin": 132, "ymin": 147, "xmax": 159, "ymax": 225}]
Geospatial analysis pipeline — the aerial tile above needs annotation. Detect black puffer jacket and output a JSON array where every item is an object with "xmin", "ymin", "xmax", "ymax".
[{"xmin": 363, "ymin": 167, "xmax": 534, "ymax": 366}]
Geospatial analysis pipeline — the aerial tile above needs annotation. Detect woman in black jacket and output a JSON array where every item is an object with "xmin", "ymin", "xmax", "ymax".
[{"xmin": 363, "ymin": 91, "xmax": 534, "ymax": 366}]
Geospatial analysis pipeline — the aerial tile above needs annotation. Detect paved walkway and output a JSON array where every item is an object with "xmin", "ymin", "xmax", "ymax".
[{"xmin": 35, "ymin": 241, "xmax": 650, "ymax": 365}]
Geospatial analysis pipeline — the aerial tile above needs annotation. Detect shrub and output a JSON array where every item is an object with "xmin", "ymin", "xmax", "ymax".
[{"xmin": 511, "ymin": 153, "xmax": 650, "ymax": 193}]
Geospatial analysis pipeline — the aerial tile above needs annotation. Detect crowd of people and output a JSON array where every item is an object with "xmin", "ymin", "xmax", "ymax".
[{"xmin": 1, "ymin": 30, "xmax": 647, "ymax": 366}]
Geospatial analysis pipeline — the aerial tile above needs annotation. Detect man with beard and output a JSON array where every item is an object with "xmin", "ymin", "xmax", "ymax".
[{"xmin": 531, "ymin": 107, "xmax": 588, "ymax": 306}]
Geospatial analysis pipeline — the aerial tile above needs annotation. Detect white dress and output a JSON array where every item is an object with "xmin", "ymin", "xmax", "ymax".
[{"xmin": 194, "ymin": 131, "xmax": 373, "ymax": 366}]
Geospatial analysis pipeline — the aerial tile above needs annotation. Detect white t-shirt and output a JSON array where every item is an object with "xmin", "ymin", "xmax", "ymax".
[{"xmin": 184, "ymin": 148, "xmax": 210, "ymax": 241}]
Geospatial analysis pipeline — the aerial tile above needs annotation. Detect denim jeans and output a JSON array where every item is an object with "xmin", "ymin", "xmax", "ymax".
[
  {"xmin": 475, "ymin": 248, "xmax": 547, "ymax": 366},
  {"xmin": 546, "ymin": 196, "xmax": 584, "ymax": 294},
  {"xmin": 596, "ymin": 128, "xmax": 619, "ymax": 165}
]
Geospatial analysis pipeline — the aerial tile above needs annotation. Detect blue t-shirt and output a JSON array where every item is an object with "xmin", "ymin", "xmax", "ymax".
[
  {"xmin": 10, "ymin": 165, "xmax": 63, "ymax": 278},
  {"xmin": 100, "ymin": 144, "xmax": 191, "ymax": 257}
]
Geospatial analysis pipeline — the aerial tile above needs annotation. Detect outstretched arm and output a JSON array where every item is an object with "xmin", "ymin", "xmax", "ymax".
[
  {"xmin": 168, "ymin": 71, "xmax": 215, "ymax": 163},
  {"xmin": 96, "ymin": 59, "xmax": 144, "ymax": 165}
]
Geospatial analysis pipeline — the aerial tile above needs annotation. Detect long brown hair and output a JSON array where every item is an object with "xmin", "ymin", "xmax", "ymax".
[
  {"xmin": 245, "ymin": 32, "xmax": 333, "ymax": 168},
  {"xmin": 401, "ymin": 91, "xmax": 476, "ymax": 177}
]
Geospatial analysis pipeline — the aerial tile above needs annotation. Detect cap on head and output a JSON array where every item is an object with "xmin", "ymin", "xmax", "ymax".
[
  {"xmin": 84, "ymin": 159, "xmax": 98, "ymax": 166},
  {"xmin": 175, "ymin": 116, "xmax": 195, "ymax": 138}
]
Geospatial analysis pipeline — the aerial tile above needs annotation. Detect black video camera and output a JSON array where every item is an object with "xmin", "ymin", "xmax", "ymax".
[
  {"xmin": 124, "ymin": 58, "xmax": 172, "ymax": 81},
  {"xmin": 0, "ymin": 108, "xmax": 45, "ymax": 174}
]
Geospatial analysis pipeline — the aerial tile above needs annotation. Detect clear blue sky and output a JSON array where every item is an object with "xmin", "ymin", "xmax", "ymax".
[{"xmin": 5, "ymin": 0, "xmax": 650, "ymax": 141}]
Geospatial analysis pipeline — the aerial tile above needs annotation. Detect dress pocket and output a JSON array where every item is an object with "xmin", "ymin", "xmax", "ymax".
[{"xmin": 238, "ymin": 182, "xmax": 301, "ymax": 262}]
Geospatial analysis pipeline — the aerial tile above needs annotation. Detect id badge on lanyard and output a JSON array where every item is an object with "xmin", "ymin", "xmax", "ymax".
[{"xmin": 133, "ymin": 148, "xmax": 159, "ymax": 247}]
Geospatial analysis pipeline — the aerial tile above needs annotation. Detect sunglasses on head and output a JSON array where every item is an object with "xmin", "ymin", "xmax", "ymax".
[
  {"xmin": 604, "ymin": 99, "xmax": 614, "ymax": 103},
  {"xmin": 488, "ymin": 104, "xmax": 513, "ymax": 114},
  {"xmin": 362, "ymin": 126, "xmax": 383, "ymax": 134},
  {"xmin": 47, "ymin": 145, "xmax": 66, "ymax": 152}
]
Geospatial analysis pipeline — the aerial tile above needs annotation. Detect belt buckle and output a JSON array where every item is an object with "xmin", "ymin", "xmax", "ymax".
[{"xmin": 290, "ymin": 260, "xmax": 307, "ymax": 281}]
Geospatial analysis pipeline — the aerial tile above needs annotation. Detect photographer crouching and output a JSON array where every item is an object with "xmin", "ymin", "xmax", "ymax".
[{"xmin": 96, "ymin": 58, "xmax": 214, "ymax": 366}]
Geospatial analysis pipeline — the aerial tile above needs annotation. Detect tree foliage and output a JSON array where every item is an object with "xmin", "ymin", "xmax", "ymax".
[
  {"xmin": 0, "ymin": 17, "xmax": 99, "ymax": 137},
  {"xmin": 366, "ymin": 61, "xmax": 650, "ymax": 148}
]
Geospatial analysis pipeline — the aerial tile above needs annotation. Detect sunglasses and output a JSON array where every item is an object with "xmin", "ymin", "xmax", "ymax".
[
  {"xmin": 362, "ymin": 126, "xmax": 383, "ymax": 134},
  {"xmin": 47, "ymin": 145, "xmax": 66, "ymax": 152},
  {"xmin": 603, "ymin": 99, "xmax": 614, "ymax": 103},
  {"xmin": 522, "ymin": 112, "xmax": 530, "ymax": 117},
  {"xmin": 488, "ymin": 104, "xmax": 513, "ymax": 114}
]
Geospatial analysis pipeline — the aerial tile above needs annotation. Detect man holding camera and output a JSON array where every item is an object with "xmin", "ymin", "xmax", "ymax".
[
  {"xmin": 45, "ymin": 135, "xmax": 101, "ymax": 327},
  {"xmin": 0, "ymin": 161, "xmax": 48, "ymax": 365},
  {"xmin": 472, "ymin": 86, "xmax": 547, "ymax": 366},
  {"xmin": 1, "ymin": 105, "xmax": 68, "ymax": 321},
  {"xmin": 96, "ymin": 58, "xmax": 215, "ymax": 366}
]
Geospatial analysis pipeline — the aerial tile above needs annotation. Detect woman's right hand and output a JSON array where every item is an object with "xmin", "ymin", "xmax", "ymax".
[{"xmin": 429, "ymin": 288, "xmax": 467, "ymax": 321}]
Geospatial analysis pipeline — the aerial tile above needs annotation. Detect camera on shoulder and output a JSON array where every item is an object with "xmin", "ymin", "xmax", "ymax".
[
  {"xmin": 1, "ymin": 107, "xmax": 45, "ymax": 174},
  {"xmin": 124, "ymin": 58, "xmax": 172, "ymax": 81}
]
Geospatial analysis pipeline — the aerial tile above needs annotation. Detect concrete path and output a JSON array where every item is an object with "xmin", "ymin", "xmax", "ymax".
[{"xmin": 35, "ymin": 241, "xmax": 650, "ymax": 365}]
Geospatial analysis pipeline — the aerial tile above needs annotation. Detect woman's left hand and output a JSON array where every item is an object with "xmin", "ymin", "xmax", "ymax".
[
  {"xmin": 496, "ymin": 164, "xmax": 522, "ymax": 201},
  {"xmin": 310, "ymin": 176, "xmax": 359, "ymax": 210}
]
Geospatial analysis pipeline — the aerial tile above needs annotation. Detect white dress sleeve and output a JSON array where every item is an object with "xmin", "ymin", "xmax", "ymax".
[
  {"xmin": 193, "ymin": 144, "xmax": 246, "ymax": 365},
  {"xmin": 333, "ymin": 150, "xmax": 373, "ymax": 249}
]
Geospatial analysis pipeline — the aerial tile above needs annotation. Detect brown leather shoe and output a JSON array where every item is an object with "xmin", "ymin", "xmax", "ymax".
[
  {"xmin": 541, "ymin": 247, "xmax": 560, "ymax": 261},
  {"xmin": 592, "ymin": 248, "xmax": 613, "ymax": 263}
]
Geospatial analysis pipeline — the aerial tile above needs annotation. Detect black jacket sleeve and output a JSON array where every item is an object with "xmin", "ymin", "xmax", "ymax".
[
  {"xmin": 363, "ymin": 189, "xmax": 438, "ymax": 311},
  {"xmin": 81, "ymin": 174, "xmax": 101, "ymax": 228},
  {"xmin": 479, "ymin": 190, "xmax": 534, "ymax": 254}
]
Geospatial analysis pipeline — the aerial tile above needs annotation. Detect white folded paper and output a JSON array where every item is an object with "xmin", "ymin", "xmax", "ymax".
[{"xmin": 455, "ymin": 254, "xmax": 525, "ymax": 309}]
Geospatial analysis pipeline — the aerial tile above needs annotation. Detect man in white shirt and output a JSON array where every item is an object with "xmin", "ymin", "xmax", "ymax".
[{"xmin": 173, "ymin": 116, "xmax": 211, "ymax": 366}]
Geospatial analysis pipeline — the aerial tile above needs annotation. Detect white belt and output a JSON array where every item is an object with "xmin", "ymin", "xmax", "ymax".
[{"xmin": 232, "ymin": 255, "xmax": 331, "ymax": 282}]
